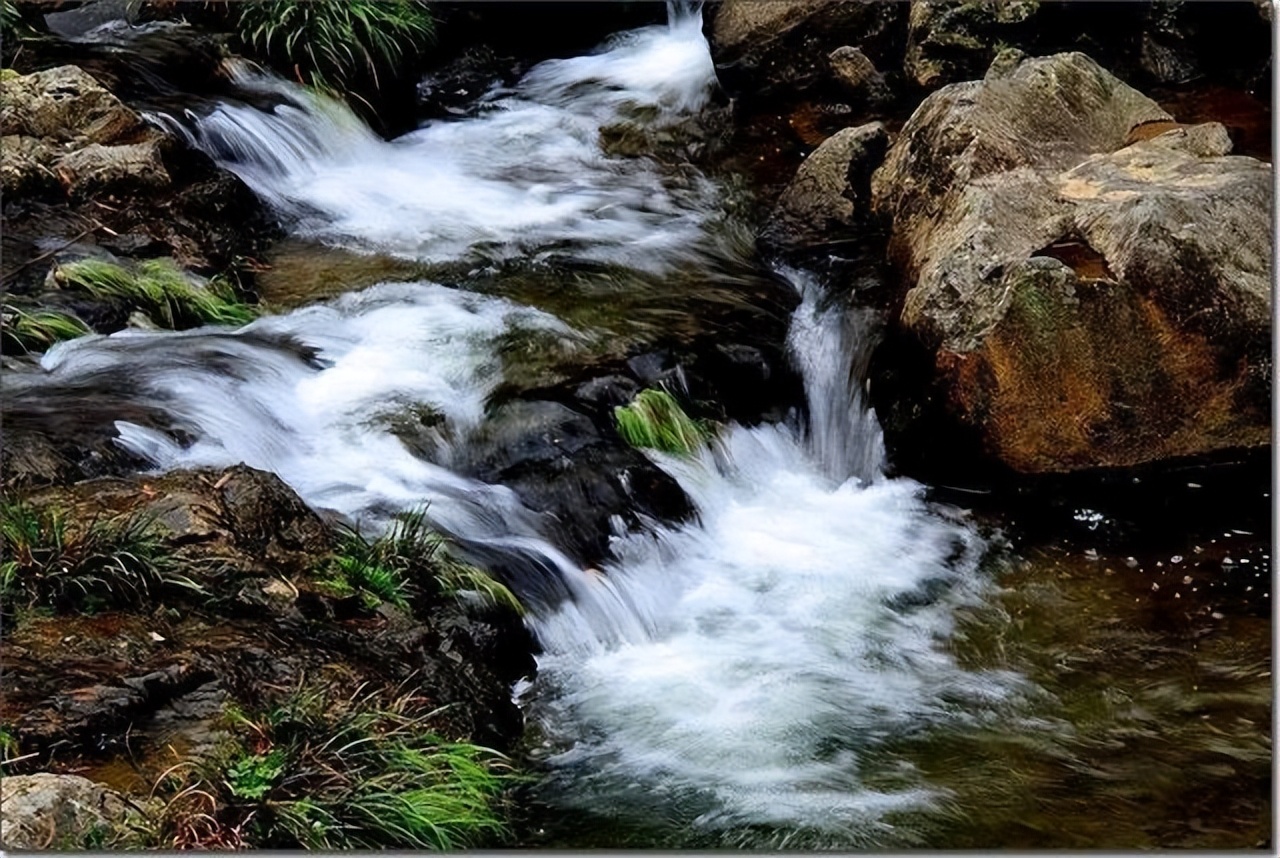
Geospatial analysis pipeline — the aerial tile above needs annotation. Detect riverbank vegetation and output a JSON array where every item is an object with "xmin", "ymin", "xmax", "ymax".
[
  {"xmin": 155, "ymin": 683, "xmax": 516, "ymax": 850},
  {"xmin": 0, "ymin": 499, "xmax": 201, "ymax": 619},
  {"xmin": 235, "ymin": 0, "xmax": 435, "ymax": 96}
]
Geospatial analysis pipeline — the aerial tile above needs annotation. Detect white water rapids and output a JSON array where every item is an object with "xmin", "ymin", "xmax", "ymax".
[{"xmin": 9, "ymin": 3, "xmax": 1027, "ymax": 845}]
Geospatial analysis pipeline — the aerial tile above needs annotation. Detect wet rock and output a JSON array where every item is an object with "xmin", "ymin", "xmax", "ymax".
[
  {"xmin": 760, "ymin": 121, "xmax": 888, "ymax": 252},
  {"xmin": 573, "ymin": 374, "xmax": 641, "ymax": 409},
  {"xmin": 707, "ymin": 0, "xmax": 904, "ymax": 102},
  {"xmin": 904, "ymin": 0, "xmax": 1040, "ymax": 90},
  {"xmin": 870, "ymin": 51, "xmax": 1272, "ymax": 474},
  {"xmin": 416, "ymin": 44, "xmax": 513, "ymax": 119},
  {"xmin": 0, "ymin": 773, "xmax": 145, "ymax": 850},
  {"xmin": 460, "ymin": 399, "xmax": 692, "ymax": 566}
]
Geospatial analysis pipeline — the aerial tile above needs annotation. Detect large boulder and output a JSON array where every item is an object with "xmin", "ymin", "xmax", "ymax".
[{"xmin": 871, "ymin": 51, "xmax": 1272, "ymax": 474}]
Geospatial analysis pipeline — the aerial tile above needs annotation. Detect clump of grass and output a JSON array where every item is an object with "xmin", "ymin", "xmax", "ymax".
[
  {"xmin": 437, "ymin": 562, "xmax": 524, "ymax": 617},
  {"xmin": 0, "ymin": 499, "xmax": 203, "ymax": 617},
  {"xmin": 236, "ymin": 0, "xmax": 435, "ymax": 94},
  {"xmin": 58, "ymin": 258, "xmax": 257, "ymax": 329},
  {"xmin": 614, "ymin": 388, "xmax": 708, "ymax": 456},
  {"xmin": 1, "ymin": 305, "xmax": 90, "ymax": 354},
  {"xmin": 156, "ymin": 683, "xmax": 516, "ymax": 850},
  {"xmin": 328, "ymin": 507, "xmax": 522, "ymax": 615}
]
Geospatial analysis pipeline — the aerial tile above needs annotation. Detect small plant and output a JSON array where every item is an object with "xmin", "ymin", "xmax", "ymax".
[
  {"xmin": 0, "ymin": 499, "xmax": 203, "ymax": 617},
  {"xmin": 614, "ymin": 388, "xmax": 708, "ymax": 456},
  {"xmin": 58, "ymin": 258, "xmax": 257, "ymax": 329},
  {"xmin": 1, "ymin": 305, "xmax": 90, "ymax": 354},
  {"xmin": 328, "ymin": 507, "xmax": 523, "ymax": 615},
  {"xmin": 236, "ymin": 0, "xmax": 435, "ymax": 94},
  {"xmin": 436, "ymin": 562, "xmax": 525, "ymax": 616},
  {"xmin": 156, "ymin": 683, "xmax": 516, "ymax": 849}
]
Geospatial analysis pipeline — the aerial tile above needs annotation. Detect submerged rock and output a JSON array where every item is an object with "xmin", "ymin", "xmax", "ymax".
[{"xmin": 870, "ymin": 51, "xmax": 1272, "ymax": 475}]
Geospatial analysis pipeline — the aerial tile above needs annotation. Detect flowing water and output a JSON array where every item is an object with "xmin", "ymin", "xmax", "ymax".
[{"xmin": 4, "ymin": 2, "xmax": 1269, "ymax": 848}]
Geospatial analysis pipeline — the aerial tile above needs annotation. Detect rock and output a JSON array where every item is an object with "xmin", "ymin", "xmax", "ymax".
[
  {"xmin": 416, "ymin": 44, "xmax": 512, "ymax": 120},
  {"xmin": 0, "ymin": 774, "xmax": 144, "ymax": 850},
  {"xmin": 459, "ymin": 399, "xmax": 692, "ymax": 569},
  {"xmin": 0, "ymin": 134, "xmax": 59, "ymax": 196},
  {"xmin": 0, "ymin": 65, "xmax": 144, "ymax": 144},
  {"xmin": 25, "ymin": 464, "xmax": 334, "ymax": 581},
  {"xmin": 828, "ymin": 45, "xmax": 881, "ymax": 95},
  {"xmin": 761, "ymin": 121, "xmax": 888, "ymax": 252},
  {"xmin": 54, "ymin": 140, "xmax": 171, "ymax": 198},
  {"xmin": 904, "ymin": 0, "xmax": 1041, "ymax": 90},
  {"xmin": 0, "ymin": 64, "xmax": 279, "ymax": 310},
  {"xmin": 708, "ymin": 0, "xmax": 904, "ymax": 101},
  {"xmin": 871, "ymin": 52, "xmax": 1272, "ymax": 474}
]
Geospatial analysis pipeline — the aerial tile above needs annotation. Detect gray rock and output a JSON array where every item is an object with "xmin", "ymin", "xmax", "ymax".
[
  {"xmin": 762, "ymin": 122, "xmax": 889, "ymax": 252},
  {"xmin": 871, "ymin": 51, "xmax": 1272, "ymax": 473},
  {"xmin": 0, "ymin": 134, "xmax": 59, "ymax": 196},
  {"xmin": 0, "ymin": 774, "xmax": 144, "ymax": 850}
]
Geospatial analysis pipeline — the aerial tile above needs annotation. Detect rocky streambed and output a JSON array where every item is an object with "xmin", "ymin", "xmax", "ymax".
[{"xmin": 0, "ymin": 0, "xmax": 1272, "ymax": 850}]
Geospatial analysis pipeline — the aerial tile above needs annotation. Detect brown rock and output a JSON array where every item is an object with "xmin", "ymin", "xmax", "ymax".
[
  {"xmin": 0, "ymin": 65, "xmax": 144, "ymax": 145},
  {"xmin": 761, "ymin": 121, "xmax": 889, "ymax": 252},
  {"xmin": 904, "ymin": 0, "xmax": 1041, "ymax": 90},
  {"xmin": 871, "ymin": 52, "xmax": 1272, "ymax": 473},
  {"xmin": 828, "ymin": 45, "xmax": 878, "ymax": 93},
  {"xmin": 54, "ymin": 140, "xmax": 171, "ymax": 199},
  {"xmin": 708, "ymin": 0, "xmax": 902, "ymax": 100}
]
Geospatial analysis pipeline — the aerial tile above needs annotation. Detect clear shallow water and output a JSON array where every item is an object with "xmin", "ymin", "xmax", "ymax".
[{"xmin": 8, "ymin": 1, "xmax": 1270, "ymax": 849}]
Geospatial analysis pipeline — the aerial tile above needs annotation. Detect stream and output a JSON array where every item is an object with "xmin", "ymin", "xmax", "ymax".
[{"xmin": 4, "ymin": 2, "xmax": 1269, "ymax": 849}]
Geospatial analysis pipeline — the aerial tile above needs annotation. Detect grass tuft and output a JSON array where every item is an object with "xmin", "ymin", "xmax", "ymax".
[
  {"xmin": 58, "ymin": 258, "xmax": 257, "ymax": 329},
  {"xmin": 236, "ymin": 0, "xmax": 435, "ymax": 94},
  {"xmin": 0, "ymin": 499, "xmax": 204, "ymax": 617},
  {"xmin": 614, "ymin": 388, "xmax": 708, "ymax": 456},
  {"xmin": 156, "ymin": 683, "xmax": 516, "ymax": 850},
  {"xmin": 1, "ymin": 305, "xmax": 90, "ymax": 354},
  {"xmin": 329, "ymin": 507, "xmax": 523, "ymax": 615}
]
